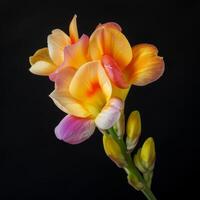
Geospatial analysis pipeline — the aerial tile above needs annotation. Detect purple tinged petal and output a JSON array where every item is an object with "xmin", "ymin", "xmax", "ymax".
[
  {"xmin": 55, "ymin": 115, "xmax": 96, "ymax": 144},
  {"xmin": 95, "ymin": 98, "xmax": 124, "ymax": 130}
]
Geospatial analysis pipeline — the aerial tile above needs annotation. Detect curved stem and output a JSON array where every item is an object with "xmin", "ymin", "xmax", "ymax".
[{"xmin": 107, "ymin": 127, "xmax": 157, "ymax": 200}]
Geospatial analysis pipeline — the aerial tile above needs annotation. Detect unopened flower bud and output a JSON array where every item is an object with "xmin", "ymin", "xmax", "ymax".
[
  {"xmin": 134, "ymin": 148, "xmax": 146, "ymax": 173},
  {"xmin": 126, "ymin": 111, "xmax": 141, "ymax": 151},
  {"xmin": 127, "ymin": 173, "xmax": 144, "ymax": 191},
  {"xmin": 103, "ymin": 133, "xmax": 126, "ymax": 167},
  {"xmin": 140, "ymin": 137, "xmax": 156, "ymax": 171}
]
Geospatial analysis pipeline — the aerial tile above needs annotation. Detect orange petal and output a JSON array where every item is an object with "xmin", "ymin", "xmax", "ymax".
[
  {"xmin": 102, "ymin": 55, "xmax": 129, "ymax": 88},
  {"xmin": 48, "ymin": 29, "xmax": 71, "ymax": 66},
  {"xmin": 69, "ymin": 61, "xmax": 111, "ymax": 101},
  {"xmin": 69, "ymin": 14, "xmax": 79, "ymax": 43},
  {"xmin": 89, "ymin": 27, "xmax": 132, "ymax": 69},
  {"xmin": 69, "ymin": 61, "xmax": 99, "ymax": 100},
  {"xmin": 57, "ymin": 34, "xmax": 89, "ymax": 70},
  {"xmin": 29, "ymin": 48, "xmax": 57, "ymax": 76},
  {"xmin": 96, "ymin": 22, "xmax": 122, "ymax": 32},
  {"xmin": 125, "ymin": 44, "xmax": 165, "ymax": 86}
]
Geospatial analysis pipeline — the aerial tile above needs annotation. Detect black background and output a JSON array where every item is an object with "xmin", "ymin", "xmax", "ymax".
[{"xmin": 1, "ymin": 0, "xmax": 197, "ymax": 199}]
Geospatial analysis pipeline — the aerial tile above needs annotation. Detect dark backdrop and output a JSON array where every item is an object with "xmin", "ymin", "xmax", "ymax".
[{"xmin": 1, "ymin": 0, "xmax": 196, "ymax": 199}]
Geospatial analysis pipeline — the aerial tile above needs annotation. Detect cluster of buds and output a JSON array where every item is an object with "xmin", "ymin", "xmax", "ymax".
[{"xmin": 103, "ymin": 110, "xmax": 156, "ymax": 189}]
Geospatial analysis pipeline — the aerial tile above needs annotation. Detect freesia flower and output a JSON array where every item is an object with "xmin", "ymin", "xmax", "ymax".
[
  {"xmin": 50, "ymin": 61, "xmax": 123, "ymax": 144},
  {"xmin": 89, "ymin": 23, "xmax": 165, "ymax": 89},
  {"xmin": 29, "ymin": 16, "xmax": 164, "ymax": 200},
  {"xmin": 29, "ymin": 15, "xmax": 84, "ymax": 76}
]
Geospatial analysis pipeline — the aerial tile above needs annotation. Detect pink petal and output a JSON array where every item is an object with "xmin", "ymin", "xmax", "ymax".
[
  {"xmin": 102, "ymin": 55, "xmax": 129, "ymax": 89},
  {"xmin": 55, "ymin": 115, "xmax": 96, "ymax": 144},
  {"xmin": 95, "ymin": 98, "xmax": 124, "ymax": 130}
]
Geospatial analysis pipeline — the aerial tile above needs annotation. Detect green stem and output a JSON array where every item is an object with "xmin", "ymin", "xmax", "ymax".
[
  {"xmin": 144, "ymin": 171, "xmax": 153, "ymax": 188},
  {"xmin": 141, "ymin": 187, "xmax": 157, "ymax": 200},
  {"xmin": 107, "ymin": 127, "xmax": 157, "ymax": 200}
]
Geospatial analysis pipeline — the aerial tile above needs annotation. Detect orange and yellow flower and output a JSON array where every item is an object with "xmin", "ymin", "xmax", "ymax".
[
  {"xmin": 29, "ymin": 16, "xmax": 165, "ymax": 144},
  {"xmin": 50, "ymin": 61, "xmax": 123, "ymax": 144},
  {"xmin": 89, "ymin": 24, "xmax": 165, "ymax": 88},
  {"xmin": 29, "ymin": 15, "xmax": 86, "ymax": 76}
]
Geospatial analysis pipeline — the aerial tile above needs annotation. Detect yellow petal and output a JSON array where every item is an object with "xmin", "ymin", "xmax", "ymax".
[
  {"xmin": 49, "ymin": 91, "xmax": 90, "ymax": 118},
  {"xmin": 49, "ymin": 66, "xmax": 90, "ymax": 118},
  {"xmin": 29, "ymin": 48, "xmax": 51, "ymax": 64},
  {"xmin": 30, "ymin": 61, "xmax": 57, "ymax": 76},
  {"xmin": 29, "ymin": 48, "xmax": 57, "ymax": 76},
  {"xmin": 69, "ymin": 61, "xmax": 111, "ymax": 116},
  {"xmin": 69, "ymin": 14, "xmax": 79, "ymax": 43},
  {"xmin": 48, "ymin": 29, "xmax": 71, "ymax": 66},
  {"xmin": 97, "ymin": 62, "xmax": 112, "ymax": 101},
  {"xmin": 125, "ymin": 44, "xmax": 165, "ymax": 86},
  {"xmin": 89, "ymin": 27, "xmax": 132, "ymax": 69},
  {"xmin": 69, "ymin": 61, "xmax": 100, "ymax": 100},
  {"xmin": 111, "ymin": 83, "xmax": 130, "ymax": 101}
]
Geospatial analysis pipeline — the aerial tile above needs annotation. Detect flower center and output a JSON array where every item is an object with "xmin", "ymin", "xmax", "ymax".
[{"xmin": 86, "ymin": 82, "xmax": 101, "ymax": 97}]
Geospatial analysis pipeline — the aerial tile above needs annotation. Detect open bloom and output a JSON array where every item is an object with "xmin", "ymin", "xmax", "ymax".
[
  {"xmin": 29, "ymin": 15, "xmax": 85, "ymax": 76},
  {"xmin": 29, "ymin": 16, "xmax": 165, "ymax": 146},
  {"xmin": 50, "ymin": 61, "xmax": 123, "ymax": 144},
  {"xmin": 89, "ymin": 23, "xmax": 165, "ymax": 89}
]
